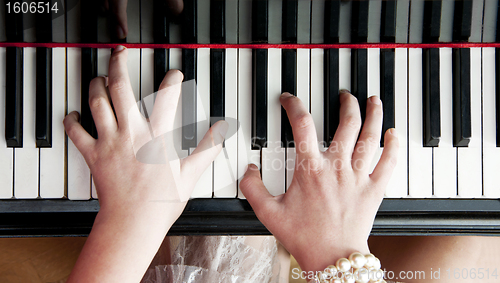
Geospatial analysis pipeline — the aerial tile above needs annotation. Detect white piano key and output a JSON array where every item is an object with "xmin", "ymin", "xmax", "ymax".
[
  {"xmin": 311, "ymin": 0, "xmax": 325, "ymax": 43},
  {"xmin": 127, "ymin": 0, "xmax": 141, "ymax": 43},
  {"xmin": 169, "ymin": 49, "xmax": 188, "ymax": 161},
  {"xmin": 237, "ymin": 49, "xmax": 260, "ymax": 199},
  {"xmin": 170, "ymin": 21, "xmax": 182, "ymax": 44},
  {"xmin": 367, "ymin": 48, "xmax": 382, "ymax": 174},
  {"xmin": 0, "ymin": 47, "xmax": 13, "ymax": 198},
  {"xmin": 268, "ymin": 0, "xmax": 282, "ymax": 43},
  {"xmin": 482, "ymin": 0, "xmax": 499, "ymax": 43},
  {"xmin": 408, "ymin": 0, "xmax": 424, "ymax": 43},
  {"xmin": 191, "ymin": 48, "xmax": 212, "ymax": 198},
  {"xmin": 97, "ymin": 5, "xmax": 112, "ymax": 43},
  {"xmin": 66, "ymin": 0, "xmax": 81, "ymax": 43},
  {"xmin": 433, "ymin": 48, "xmax": 457, "ymax": 197},
  {"xmin": 482, "ymin": 47, "xmax": 500, "ymax": 198},
  {"xmin": 385, "ymin": 48, "xmax": 408, "ymax": 197},
  {"xmin": 286, "ymin": 49, "xmax": 311, "ymax": 190},
  {"xmin": 297, "ymin": 0, "xmax": 311, "ymax": 44},
  {"xmin": 469, "ymin": 0, "xmax": 484, "ymax": 43},
  {"xmin": 339, "ymin": 48, "xmax": 351, "ymax": 90},
  {"xmin": 310, "ymin": 49, "xmax": 324, "ymax": 149},
  {"xmin": 238, "ymin": 0, "xmax": 252, "ymax": 44},
  {"xmin": 408, "ymin": 48, "xmax": 432, "ymax": 197},
  {"xmin": 52, "ymin": 0, "xmax": 66, "ymax": 43},
  {"xmin": 262, "ymin": 48, "xmax": 285, "ymax": 196},
  {"xmin": 23, "ymin": 13, "xmax": 36, "ymax": 43},
  {"xmin": 127, "ymin": 48, "xmax": 141, "ymax": 103},
  {"xmin": 67, "ymin": 48, "xmax": 91, "ymax": 200},
  {"xmin": 169, "ymin": 48, "xmax": 182, "ymax": 70},
  {"xmin": 140, "ymin": 0, "xmax": 154, "ymax": 43},
  {"xmin": 15, "ymin": 47, "xmax": 38, "ymax": 198},
  {"xmin": 141, "ymin": 48, "xmax": 154, "ymax": 102},
  {"xmin": 97, "ymin": 48, "xmax": 111, "ymax": 77},
  {"xmin": 439, "ymin": 0, "xmax": 454, "ymax": 43},
  {"xmin": 198, "ymin": 0, "xmax": 211, "ymax": 43},
  {"xmin": 457, "ymin": 48, "xmax": 482, "ymax": 198},
  {"xmin": 339, "ymin": 0, "xmax": 352, "ymax": 43},
  {"xmin": 39, "ymin": 48, "xmax": 65, "ymax": 198},
  {"xmin": 214, "ymin": 49, "xmax": 238, "ymax": 197},
  {"xmin": 395, "ymin": 0, "xmax": 410, "ymax": 43},
  {"xmin": 367, "ymin": 0, "xmax": 382, "ymax": 43},
  {"xmin": 226, "ymin": 0, "xmax": 239, "ymax": 44}
]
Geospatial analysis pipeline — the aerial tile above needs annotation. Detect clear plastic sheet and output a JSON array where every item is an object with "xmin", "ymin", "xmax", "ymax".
[{"xmin": 141, "ymin": 236, "xmax": 281, "ymax": 283}]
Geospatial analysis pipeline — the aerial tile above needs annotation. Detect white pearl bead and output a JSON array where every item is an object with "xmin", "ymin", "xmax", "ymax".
[
  {"xmin": 336, "ymin": 258, "xmax": 352, "ymax": 272},
  {"xmin": 368, "ymin": 268, "xmax": 383, "ymax": 282},
  {"xmin": 349, "ymin": 252, "xmax": 367, "ymax": 269},
  {"xmin": 364, "ymin": 254, "xmax": 376, "ymax": 268},
  {"xmin": 373, "ymin": 258, "xmax": 381, "ymax": 269},
  {"xmin": 342, "ymin": 272, "xmax": 356, "ymax": 283},
  {"xmin": 326, "ymin": 264, "xmax": 338, "ymax": 276},
  {"xmin": 354, "ymin": 267, "xmax": 370, "ymax": 283},
  {"xmin": 332, "ymin": 279, "xmax": 343, "ymax": 283}
]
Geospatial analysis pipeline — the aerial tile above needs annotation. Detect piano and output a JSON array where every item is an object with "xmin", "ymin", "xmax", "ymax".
[{"xmin": 1, "ymin": 0, "xmax": 500, "ymax": 237}]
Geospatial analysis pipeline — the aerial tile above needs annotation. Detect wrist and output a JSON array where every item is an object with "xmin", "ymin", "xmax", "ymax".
[{"xmin": 296, "ymin": 242, "xmax": 370, "ymax": 274}]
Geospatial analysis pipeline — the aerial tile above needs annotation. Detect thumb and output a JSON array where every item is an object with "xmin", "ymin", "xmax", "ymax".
[
  {"xmin": 180, "ymin": 120, "xmax": 228, "ymax": 181},
  {"xmin": 240, "ymin": 164, "xmax": 278, "ymax": 220}
]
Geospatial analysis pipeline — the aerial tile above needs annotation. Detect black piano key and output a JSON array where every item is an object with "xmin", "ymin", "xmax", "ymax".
[
  {"xmin": 154, "ymin": 49, "xmax": 168, "ymax": 92},
  {"xmin": 281, "ymin": 49, "xmax": 296, "ymax": 147},
  {"xmin": 252, "ymin": 49, "xmax": 268, "ymax": 149},
  {"xmin": 35, "ymin": 47, "xmax": 52, "ymax": 148},
  {"xmin": 351, "ymin": 49, "xmax": 368, "ymax": 123},
  {"xmin": 453, "ymin": 48, "xmax": 472, "ymax": 147},
  {"xmin": 252, "ymin": 0, "xmax": 268, "ymax": 43},
  {"xmin": 5, "ymin": 1, "xmax": 23, "ymax": 42},
  {"xmin": 80, "ymin": 0, "xmax": 98, "ymax": 43},
  {"xmin": 211, "ymin": 0, "xmax": 226, "ymax": 44},
  {"xmin": 453, "ymin": 0, "xmax": 472, "ymax": 42},
  {"xmin": 381, "ymin": 0, "xmax": 397, "ymax": 43},
  {"xmin": 496, "ymin": 48, "xmax": 500, "ymax": 147},
  {"xmin": 282, "ymin": 0, "xmax": 298, "ymax": 43},
  {"xmin": 5, "ymin": 47, "xmax": 23, "ymax": 148},
  {"xmin": 81, "ymin": 48, "xmax": 98, "ymax": 138},
  {"xmin": 324, "ymin": 49, "xmax": 339, "ymax": 145},
  {"xmin": 182, "ymin": 0, "xmax": 198, "ymax": 43},
  {"xmin": 210, "ymin": 49, "xmax": 225, "ymax": 124},
  {"xmin": 36, "ymin": 7, "xmax": 52, "ymax": 42},
  {"xmin": 351, "ymin": 0, "xmax": 369, "ymax": 43},
  {"xmin": 380, "ymin": 49, "xmax": 395, "ymax": 147},
  {"xmin": 324, "ymin": 0, "xmax": 340, "ymax": 44},
  {"xmin": 181, "ymin": 49, "xmax": 197, "ymax": 149},
  {"xmin": 153, "ymin": 0, "xmax": 169, "ymax": 44},
  {"xmin": 423, "ymin": 48, "xmax": 441, "ymax": 147},
  {"xmin": 422, "ymin": 0, "xmax": 442, "ymax": 43}
]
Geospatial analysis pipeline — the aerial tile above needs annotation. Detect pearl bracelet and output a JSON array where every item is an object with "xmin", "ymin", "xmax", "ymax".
[{"xmin": 310, "ymin": 252, "xmax": 386, "ymax": 283}]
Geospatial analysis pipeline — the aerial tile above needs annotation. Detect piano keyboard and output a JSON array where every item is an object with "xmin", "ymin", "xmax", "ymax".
[
  {"xmin": 1, "ymin": 0, "xmax": 500, "ymax": 236},
  {"xmin": 1, "ymin": 0, "xmax": 500, "ymax": 200}
]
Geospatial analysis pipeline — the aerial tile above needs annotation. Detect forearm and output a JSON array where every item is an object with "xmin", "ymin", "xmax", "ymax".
[{"xmin": 67, "ymin": 206, "xmax": 173, "ymax": 283}]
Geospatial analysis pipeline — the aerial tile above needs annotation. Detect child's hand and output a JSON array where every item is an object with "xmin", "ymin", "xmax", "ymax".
[
  {"xmin": 64, "ymin": 46, "xmax": 226, "ymax": 228},
  {"xmin": 240, "ymin": 91, "xmax": 399, "ymax": 274}
]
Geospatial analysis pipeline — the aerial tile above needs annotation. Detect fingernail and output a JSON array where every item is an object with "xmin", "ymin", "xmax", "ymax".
[
  {"xmin": 370, "ymin": 95, "xmax": 381, "ymax": 105},
  {"xmin": 281, "ymin": 92, "xmax": 293, "ymax": 98},
  {"xmin": 339, "ymin": 89, "xmax": 350, "ymax": 94},
  {"xmin": 165, "ymin": 70, "xmax": 183, "ymax": 86},
  {"xmin": 389, "ymin": 128, "xmax": 397, "ymax": 136},
  {"xmin": 247, "ymin": 163, "xmax": 260, "ymax": 172},
  {"xmin": 114, "ymin": 45, "xmax": 125, "ymax": 53},
  {"xmin": 117, "ymin": 25, "xmax": 126, "ymax": 39}
]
